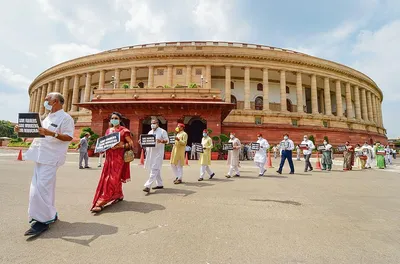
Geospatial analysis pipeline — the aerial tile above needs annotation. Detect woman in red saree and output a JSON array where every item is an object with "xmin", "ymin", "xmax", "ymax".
[{"xmin": 91, "ymin": 112, "xmax": 134, "ymax": 212}]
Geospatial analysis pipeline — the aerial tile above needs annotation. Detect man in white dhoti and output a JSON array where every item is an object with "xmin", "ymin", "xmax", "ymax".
[
  {"xmin": 226, "ymin": 132, "xmax": 241, "ymax": 178},
  {"xmin": 253, "ymin": 133, "xmax": 270, "ymax": 176},
  {"xmin": 142, "ymin": 119, "xmax": 169, "ymax": 192},
  {"xmin": 15, "ymin": 92, "xmax": 74, "ymax": 236},
  {"xmin": 362, "ymin": 142, "xmax": 373, "ymax": 169}
]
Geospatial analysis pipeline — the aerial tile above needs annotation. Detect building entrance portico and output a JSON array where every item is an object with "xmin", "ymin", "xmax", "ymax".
[{"xmin": 182, "ymin": 116, "xmax": 207, "ymax": 146}]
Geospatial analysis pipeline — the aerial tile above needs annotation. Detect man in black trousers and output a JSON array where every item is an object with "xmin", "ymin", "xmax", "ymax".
[{"xmin": 276, "ymin": 134, "xmax": 295, "ymax": 174}]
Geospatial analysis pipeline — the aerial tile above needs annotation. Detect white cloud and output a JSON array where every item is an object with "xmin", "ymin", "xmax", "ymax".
[
  {"xmin": 23, "ymin": 51, "xmax": 38, "ymax": 58},
  {"xmin": 48, "ymin": 43, "xmax": 101, "ymax": 64},
  {"xmin": 0, "ymin": 65, "xmax": 31, "ymax": 89},
  {"xmin": 0, "ymin": 92, "xmax": 29, "ymax": 122}
]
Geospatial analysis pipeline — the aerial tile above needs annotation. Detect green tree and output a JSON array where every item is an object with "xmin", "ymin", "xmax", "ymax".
[
  {"xmin": 308, "ymin": 135, "xmax": 315, "ymax": 145},
  {"xmin": 0, "ymin": 120, "xmax": 17, "ymax": 138}
]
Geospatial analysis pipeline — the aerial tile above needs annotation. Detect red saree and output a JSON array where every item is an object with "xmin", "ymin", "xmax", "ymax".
[{"xmin": 91, "ymin": 126, "xmax": 131, "ymax": 209}]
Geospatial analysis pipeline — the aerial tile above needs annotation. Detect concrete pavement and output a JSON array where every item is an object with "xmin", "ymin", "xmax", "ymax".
[{"xmin": 0, "ymin": 148, "xmax": 400, "ymax": 264}]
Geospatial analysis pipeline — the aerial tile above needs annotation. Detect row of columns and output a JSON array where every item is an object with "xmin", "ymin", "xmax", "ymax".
[{"xmin": 28, "ymin": 66, "xmax": 383, "ymax": 128}]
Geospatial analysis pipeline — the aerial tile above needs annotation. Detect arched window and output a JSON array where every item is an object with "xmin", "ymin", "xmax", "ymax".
[
  {"xmin": 231, "ymin": 95, "xmax": 237, "ymax": 109},
  {"xmin": 255, "ymin": 96, "xmax": 263, "ymax": 110},
  {"xmin": 257, "ymin": 83, "xmax": 263, "ymax": 91},
  {"xmin": 138, "ymin": 82, "xmax": 144, "ymax": 88},
  {"xmin": 231, "ymin": 81, "xmax": 234, "ymax": 89},
  {"xmin": 286, "ymin": 86, "xmax": 290, "ymax": 94}
]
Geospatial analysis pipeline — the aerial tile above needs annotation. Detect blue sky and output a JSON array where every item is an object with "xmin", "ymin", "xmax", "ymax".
[{"xmin": 0, "ymin": 0, "xmax": 399, "ymax": 137}]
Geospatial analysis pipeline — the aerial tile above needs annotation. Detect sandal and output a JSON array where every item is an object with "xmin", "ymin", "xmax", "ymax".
[
  {"xmin": 111, "ymin": 198, "xmax": 124, "ymax": 205},
  {"xmin": 91, "ymin": 206, "xmax": 103, "ymax": 213}
]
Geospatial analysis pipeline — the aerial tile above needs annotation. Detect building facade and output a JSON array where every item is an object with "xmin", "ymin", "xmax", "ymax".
[{"xmin": 28, "ymin": 41, "xmax": 387, "ymax": 151}]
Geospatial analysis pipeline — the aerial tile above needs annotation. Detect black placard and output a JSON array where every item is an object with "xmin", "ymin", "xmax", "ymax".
[
  {"xmin": 337, "ymin": 145, "xmax": 347, "ymax": 152},
  {"xmin": 317, "ymin": 144, "xmax": 326, "ymax": 151},
  {"xmin": 94, "ymin": 132, "xmax": 120, "ymax": 153},
  {"xmin": 299, "ymin": 144, "xmax": 308, "ymax": 150},
  {"xmin": 18, "ymin": 113, "xmax": 44, "ymax": 138},
  {"xmin": 168, "ymin": 135, "xmax": 175, "ymax": 144},
  {"xmin": 222, "ymin": 142, "xmax": 233, "ymax": 151},
  {"xmin": 251, "ymin": 142, "xmax": 260, "ymax": 151},
  {"xmin": 140, "ymin": 134, "xmax": 156, "ymax": 147},
  {"xmin": 194, "ymin": 143, "xmax": 203, "ymax": 153}
]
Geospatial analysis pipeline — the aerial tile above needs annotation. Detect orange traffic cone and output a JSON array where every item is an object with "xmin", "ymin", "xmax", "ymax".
[
  {"xmin": 185, "ymin": 152, "xmax": 189, "ymax": 166},
  {"xmin": 17, "ymin": 149, "xmax": 23, "ymax": 161},
  {"xmin": 266, "ymin": 150, "xmax": 273, "ymax": 168},
  {"xmin": 138, "ymin": 149, "xmax": 144, "ymax": 166},
  {"xmin": 315, "ymin": 152, "xmax": 322, "ymax": 170}
]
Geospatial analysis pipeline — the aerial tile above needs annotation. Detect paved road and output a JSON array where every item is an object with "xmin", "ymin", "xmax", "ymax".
[{"xmin": 1, "ymin": 149, "xmax": 400, "ymax": 264}]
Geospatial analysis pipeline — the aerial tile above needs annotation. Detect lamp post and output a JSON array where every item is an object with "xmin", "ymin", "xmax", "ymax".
[{"xmin": 200, "ymin": 75, "xmax": 208, "ymax": 88}]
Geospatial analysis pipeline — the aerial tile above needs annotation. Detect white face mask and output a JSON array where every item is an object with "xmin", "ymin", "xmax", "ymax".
[
  {"xmin": 151, "ymin": 124, "xmax": 157, "ymax": 129},
  {"xmin": 284, "ymin": 136, "xmax": 288, "ymax": 140},
  {"xmin": 44, "ymin": 101, "xmax": 52, "ymax": 111},
  {"xmin": 303, "ymin": 138, "xmax": 307, "ymax": 141},
  {"xmin": 323, "ymin": 141, "xmax": 327, "ymax": 145},
  {"xmin": 230, "ymin": 135, "xmax": 234, "ymax": 139},
  {"xmin": 257, "ymin": 137, "xmax": 261, "ymax": 140}
]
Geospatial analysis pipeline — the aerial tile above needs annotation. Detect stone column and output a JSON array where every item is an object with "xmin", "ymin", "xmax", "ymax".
[
  {"xmin": 311, "ymin": 74, "xmax": 318, "ymax": 114},
  {"xmin": 296, "ymin": 72, "xmax": 304, "ymax": 113},
  {"xmin": 71, "ymin": 75, "xmax": 80, "ymax": 112},
  {"xmin": 186, "ymin": 65, "xmax": 192, "ymax": 86},
  {"xmin": 62, "ymin": 77, "xmax": 70, "ymax": 111},
  {"xmin": 29, "ymin": 92, "xmax": 33, "ymax": 112},
  {"xmin": 47, "ymin": 82, "xmax": 53, "ymax": 93},
  {"xmin": 335, "ymin": 80, "xmax": 343, "ymax": 117},
  {"xmin": 373, "ymin": 95, "xmax": 379, "ymax": 123},
  {"xmin": 148, "ymin": 66, "xmax": 154, "ymax": 88},
  {"xmin": 114, "ymin": 68, "xmax": 120, "ymax": 89},
  {"xmin": 83, "ymin": 73, "xmax": 92, "ymax": 102},
  {"xmin": 280, "ymin": 70, "xmax": 287, "ymax": 112},
  {"xmin": 206, "ymin": 65, "xmax": 212, "ymax": 89},
  {"xmin": 360, "ymin": 88, "xmax": 368, "ymax": 121},
  {"xmin": 263, "ymin": 68, "xmax": 270, "ymax": 111},
  {"xmin": 167, "ymin": 65, "xmax": 173, "ymax": 87},
  {"xmin": 225, "ymin": 66, "xmax": 231, "ymax": 103},
  {"xmin": 35, "ymin": 87, "xmax": 42, "ymax": 113},
  {"xmin": 378, "ymin": 99, "xmax": 383, "ymax": 127},
  {"xmin": 130, "ymin": 67, "xmax": 137, "ymax": 88},
  {"xmin": 244, "ymin": 67, "xmax": 251, "ymax": 109},
  {"xmin": 345, "ymin": 82, "xmax": 354, "ymax": 119},
  {"xmin": 39, "ymin": 84, "xmax": 47, "ymax": 115},
  {"xmin": 367, "ymin": 91, "xmax": 373, "ymax": 122},
  {"xmin": 54, "ymin": 79, "xmax": 61, "ymax": 93},
  {"xmin": 319, "ymin": 90, "xmax": 325, "ymax": 114},
  {"xmin": 323, "ymin": 77, "xmax": 332, "ymax": 115},
  {"xmin": 354, "ymin": 85, "xmax": 362, "ymax": 120},
  {"xmin": 375, "ymin": 96, "xmax": 381, "ymax": 125},
  {"xmin": 99, "ymin": 70, "xmax": 105, "ymax": 89}
]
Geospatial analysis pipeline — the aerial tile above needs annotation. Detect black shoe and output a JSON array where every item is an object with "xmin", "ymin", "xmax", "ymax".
[
  {"xmin": 97, "ymin": 165, "xmax": 101, "ymax": 168},
  {"xmin": 276, "ymin": 170, "xmax": 282, "ymax": 174},
  {"xmin": 143, "ymin": 187, "xmax": 150, "ymax": 193},
  {"xmin": 225, "ymin": 175, "xmax": 231, "ymax": 178},
  {"xmin": 24, "ymin": 222, "xmax": 49, "ymax": 236},
  {"xmin": 198, "ymin": 178, "xmax": 203, "ymax": 181},
  {"xmin": 84, "ymin": 166, "xmax": 91, "ymax": 169},
  {"xmin": 233, "ymin": 174, "xmax": 240, "ymax": 177},
  {"xmin": 309, "ymin": 168, "xmax": 313, "ymax": 172},
  {"xmin": 209, "ymin": 173, "xmax": 215, "ymax": 179},
  {"xmin": 152, "ymin": 186, "xmax": 164, "ymax": 190},
  {"xmin": 258, "ymin": 174, "xmax": 262, "ymax": 177},
  {"xmin": 261, "ymin": 169, "xmax": 266, "ymax": 176},
  {"xmin": 289, "ymin": 172, "xmax": 294, "ymax": 174},
  {"xmin": 79, "ymin": 166, "xmax": 84, "ymax": 169}
]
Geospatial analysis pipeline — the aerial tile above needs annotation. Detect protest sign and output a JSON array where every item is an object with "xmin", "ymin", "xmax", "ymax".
[
  {"xmin": 168, "ymin": 135, "xmax": 175, "ymax": 144},
  {"xmin": 194, "ymin": 143, "xmax": 203, "ymax": 153},
  {"xmin": 222, "ymin": 142, "xmax": 233, "ymax": 151},
  {"xmin": 17, "ymin": 113, "xmax": 43, "ymax": 138},
  {"xmin": 94, "ymin": 132, "xmax": 120, "ymax": 153},
  {"xmin": 140, "ymin": 134, "xmax": 156, "ymax": 147},
  {"xmin": 317, "ymin": 144, "xmax": 326, "ymax": 151},
  {"xmin": 250, "ymin": 142, "xmax": 260, "ymax": 151}
]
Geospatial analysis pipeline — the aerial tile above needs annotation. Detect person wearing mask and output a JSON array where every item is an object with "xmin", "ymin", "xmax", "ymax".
[
  {"xmin": 15, "ymin": 92, "xmax": 74, "ymax": 236},
  {"xmin": 385, "ymin": 145, "xmax": 393, "ymax": 165},
  {"xmin": 190, "ymin": 143, "xmax": 197, "ymax": 160},
  {"xmin": 226, "ymin": 132, "xmax": 241, "ymax": 178},
  {"xmin": 375, "ymin": 142, "xmax": 386, "ymax": 169},
  {"xmin": 170, "ymin": 123, "xmax": 188, "ymax": 184},
  {"xmin": 296, "ymin": 145, "xmax": 301, "ymax": 161},
  {"xmin": 321, "ymin": 140, "xmax": 333, "ymax": 171},
  {"xmin": 77, "ymin": 132, "xmax": 90, "ymax": 169},
  {"xmin": 301, "ymin": 135, "xmax": 315, "ymax": 172},
  {"xmin": 253, "ymin": 133, "xmax": 270, "ymax": 176},
  {"xmin": 361, "ymin": 142, "xmax": 373, "ymax": 169},
  {"xmin": 91, "ymin": 112, "xmax": 134, "ymax": 212},
  {"xmin": 343, "ymin": 141, "xmax": 354, "ymax": 171},
  {"xmin": 142, "ymin": 118, "xmax": 169, "ymax": 192},
  {"xmin": 198, "ymin": 129, "xmax": 215, "ymax": 181},
  {"xmin": 354, "ymin": 144, "xmax": 365, "ymax": 170},
  {"xmin": 276, "ymin": 134, "xmax": 295, "ymax": 174},
  {"xmin": 185, "ymin": 145, "xmax": 192, "ymax": 160}
]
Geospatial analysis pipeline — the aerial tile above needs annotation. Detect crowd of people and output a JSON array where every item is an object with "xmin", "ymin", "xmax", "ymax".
[{"xmin": 16, "ymin": 91, "xmax": 397, "ymax": 237}]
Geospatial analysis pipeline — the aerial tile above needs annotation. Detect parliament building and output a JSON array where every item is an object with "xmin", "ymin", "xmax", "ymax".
[{"xmin": 28, "ymin": 41, "xmax": 387, "ymax": 151}]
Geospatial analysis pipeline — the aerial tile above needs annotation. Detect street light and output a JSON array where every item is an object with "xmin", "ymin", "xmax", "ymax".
[{"xmin": 200, "ymin": 75, "xmax": 208, "ymax": 88}]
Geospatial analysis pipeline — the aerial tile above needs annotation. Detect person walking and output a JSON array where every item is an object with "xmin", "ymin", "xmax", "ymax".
[
  {"xmin": 343, "ymin": 141, "xmax": 354, "ymax": 171},
  {"xmin": 142, "ymin": 118, "xmax": 169, "ymax": 192},
  {"xmin": 362, "ymin": 142, "xmax": 373, "ymax": 169},
  {"xmin": 375, "ymin": 142, "xmax": 386, "ymax": 169},
  {"xmin": 321, "ymin": 140, "xmax": 333, "ymax": 171},
  {"xmin": 91, "ymin": 112, "xmax": 134, "ymax": 212},
  {"xmin": 185, "ymin": 145, "xmax": 192, "ymax": 160},
  {"xmin": 301, "ymin": 135, "xmax": 315, "ymax": 172},
  {"xmin": 226, "ymin": 132, "xmax": 241, "ymax": 178},
  {"xmin": 276, "ymin": 134, "xmax": 295, "ymax": 174},
  {"xmin": 170, "ymin": 123, "xmax": 188, "ymax": 184},
  {"xmin": 77, "ymin": 132, "xmax": 90, "ymax": 169},
  {"xmin": 198, "ymin": 129, "xmax": 215, "ymax": 181},
  {"xmin": 254, "ymin": 133, "xmax": 270, "ymax": 176},
  {"xmin": 15, "ymin": 92, "xmax": 74, "ymax": 236},
  {"xmin": 296, "ymin": 145, "xmax": 301, "ymax": 161}
]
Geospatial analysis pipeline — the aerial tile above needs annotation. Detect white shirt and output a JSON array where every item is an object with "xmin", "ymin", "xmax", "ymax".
[
  {"xmin": 254, "ymin": 138, "xmax": 270, "ymax": 163},
  {"xmin": 323, "ymin": 143, "xmax": 332, "ymax": 151},
  {"xmin": 25, "ymin": 109, "xmax": 74, "ymax": 167},
  {"xmin": 144, "ymin": 127, "xmax": 168, "ymax": 170},
  {"xmin": 279, "ymin": 139, "xmax": 295, "ymax": 151},
  {"xmin": 301, "ymin": 140, "xmax": 315, "ymax": 155}
]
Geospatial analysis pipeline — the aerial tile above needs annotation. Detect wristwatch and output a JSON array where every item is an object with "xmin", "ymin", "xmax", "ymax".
[{"xmin": 54, "ymin": 133, "xmax": 58, "ymax": 138}]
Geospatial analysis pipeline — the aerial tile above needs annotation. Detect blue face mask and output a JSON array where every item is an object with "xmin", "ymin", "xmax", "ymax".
[
  {"xmin": 203, "ymin": 133, "xmax": 207, "ymax": 137},
  {"xmin": 110, "ymin": 119, "xmax": 120, "ymax": 126},
  {"xmin": 44, "ymin": 101, "xmax": 52, "ymax": 111}
]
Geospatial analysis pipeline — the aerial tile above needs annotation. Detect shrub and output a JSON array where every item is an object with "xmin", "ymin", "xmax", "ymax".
[
  {"xmin": 7, "ymin": 142, "xmax": 30, "ymax": 147},
  {"xmin": 79, "ymin": 127, "xmax": 99, "ymax": 149},
  {"xmin": 165, "ymin": 144, "xmax": 172, "ymax": 152},
  {"xmin": 188, "ymin": 83, "xmax": 197, "ymax": 88},
  {"xmin": 122, "ymin": 83, "xmax": 129, "ymax": 89},
  {"xmin": 175, "ymin": 84, "xmax": 185, "ymax": 88},
  {"xmin": 219, "ymin": 134, "xmax": 229, "ymax": 143},
  {"xmin": 212, "ymin": 136, "xmax": 220, "ymax": 142},
  {"xmin": 308, "ymin": 135, "xmax": 315, "ymax": 145},
  {"xmin": 10, "ymin": 137, "xmax": 23, "ymax": 143},
  {"xmin": 164, "ymin": 84, "xmax": 171, "ymax": 88}
]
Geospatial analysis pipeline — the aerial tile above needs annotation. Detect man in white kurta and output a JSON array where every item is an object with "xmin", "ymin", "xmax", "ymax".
[
  {"xmin": 301, "ymin": 135, "xmax": 315, "ymax": 172},
  {"xmin": 253, "ymin": 133, "xmax": 270, "ymax": 176},
  {"xmin": 198, "ymin": 129, "xmax": 215, "ymax": 181},
  {"xmin": 17, "ymin": 92, "xmax": 74, "ymax": 236},
  {"xmin": 226, "ymin": 133, "xmax": 241, "ymax": 178},
  {"xmin": 143, "ymin": 119, "xmax": 169, "ymax": 192},
  {"xmin": 362, "ymin": 142, "xmax": 373, "ymax": 169}
]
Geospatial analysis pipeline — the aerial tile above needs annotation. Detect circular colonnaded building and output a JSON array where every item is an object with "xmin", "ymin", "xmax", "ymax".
[{"xmin": 28, "ymin": 41, "xmax": 387, "ymax": 153}]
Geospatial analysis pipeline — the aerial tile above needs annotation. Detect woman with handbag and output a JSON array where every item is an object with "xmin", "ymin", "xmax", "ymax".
[{"xmin": 91, "ymin": 112, "xmax": 134, "ymax": 213}]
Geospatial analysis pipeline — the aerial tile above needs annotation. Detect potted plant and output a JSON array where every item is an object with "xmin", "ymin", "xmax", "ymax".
[
  {"xmin": 164, "ymin": 144, "xmax": 172, "ymax": 160},
  {"xmin": 188, "ymin": 83, "xmax": 198, "ymax": 88},
  {"xmin": 175, "ymin": 84, "xmax": 185, "ymax": 88},
  {"xmin": 80, "ymin": 127, "xmax": 99, "ymax": 157},
  {"xmin": 164, "ymin": 84, "xmax": 171, "ymax": 88}
]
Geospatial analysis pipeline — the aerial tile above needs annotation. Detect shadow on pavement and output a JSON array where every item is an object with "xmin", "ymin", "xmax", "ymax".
[
  {"xmin": 265, "ymin": 175, "xmax": 288, "ymax": 179},
  {"xmin": 152, "ymin": 188, "xmax": 196, "ymax": 197},
  {"xmin": 100, "ymin": 200, "xmax": 166, "ymax": 214},
  {"xmin": 27, "ymin": 220, "xmax": 118, "ymax": 246},
  {"xmin": 250, "ymin": 199, "xmax": 302, "ymax": 206},
  {"xmin": 233, "ymin": 176, "xmax": 261, "ymax": 180},
  {"xmin": 182, "ymin": 182, "xmax": 215, "ymax": 187}
]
